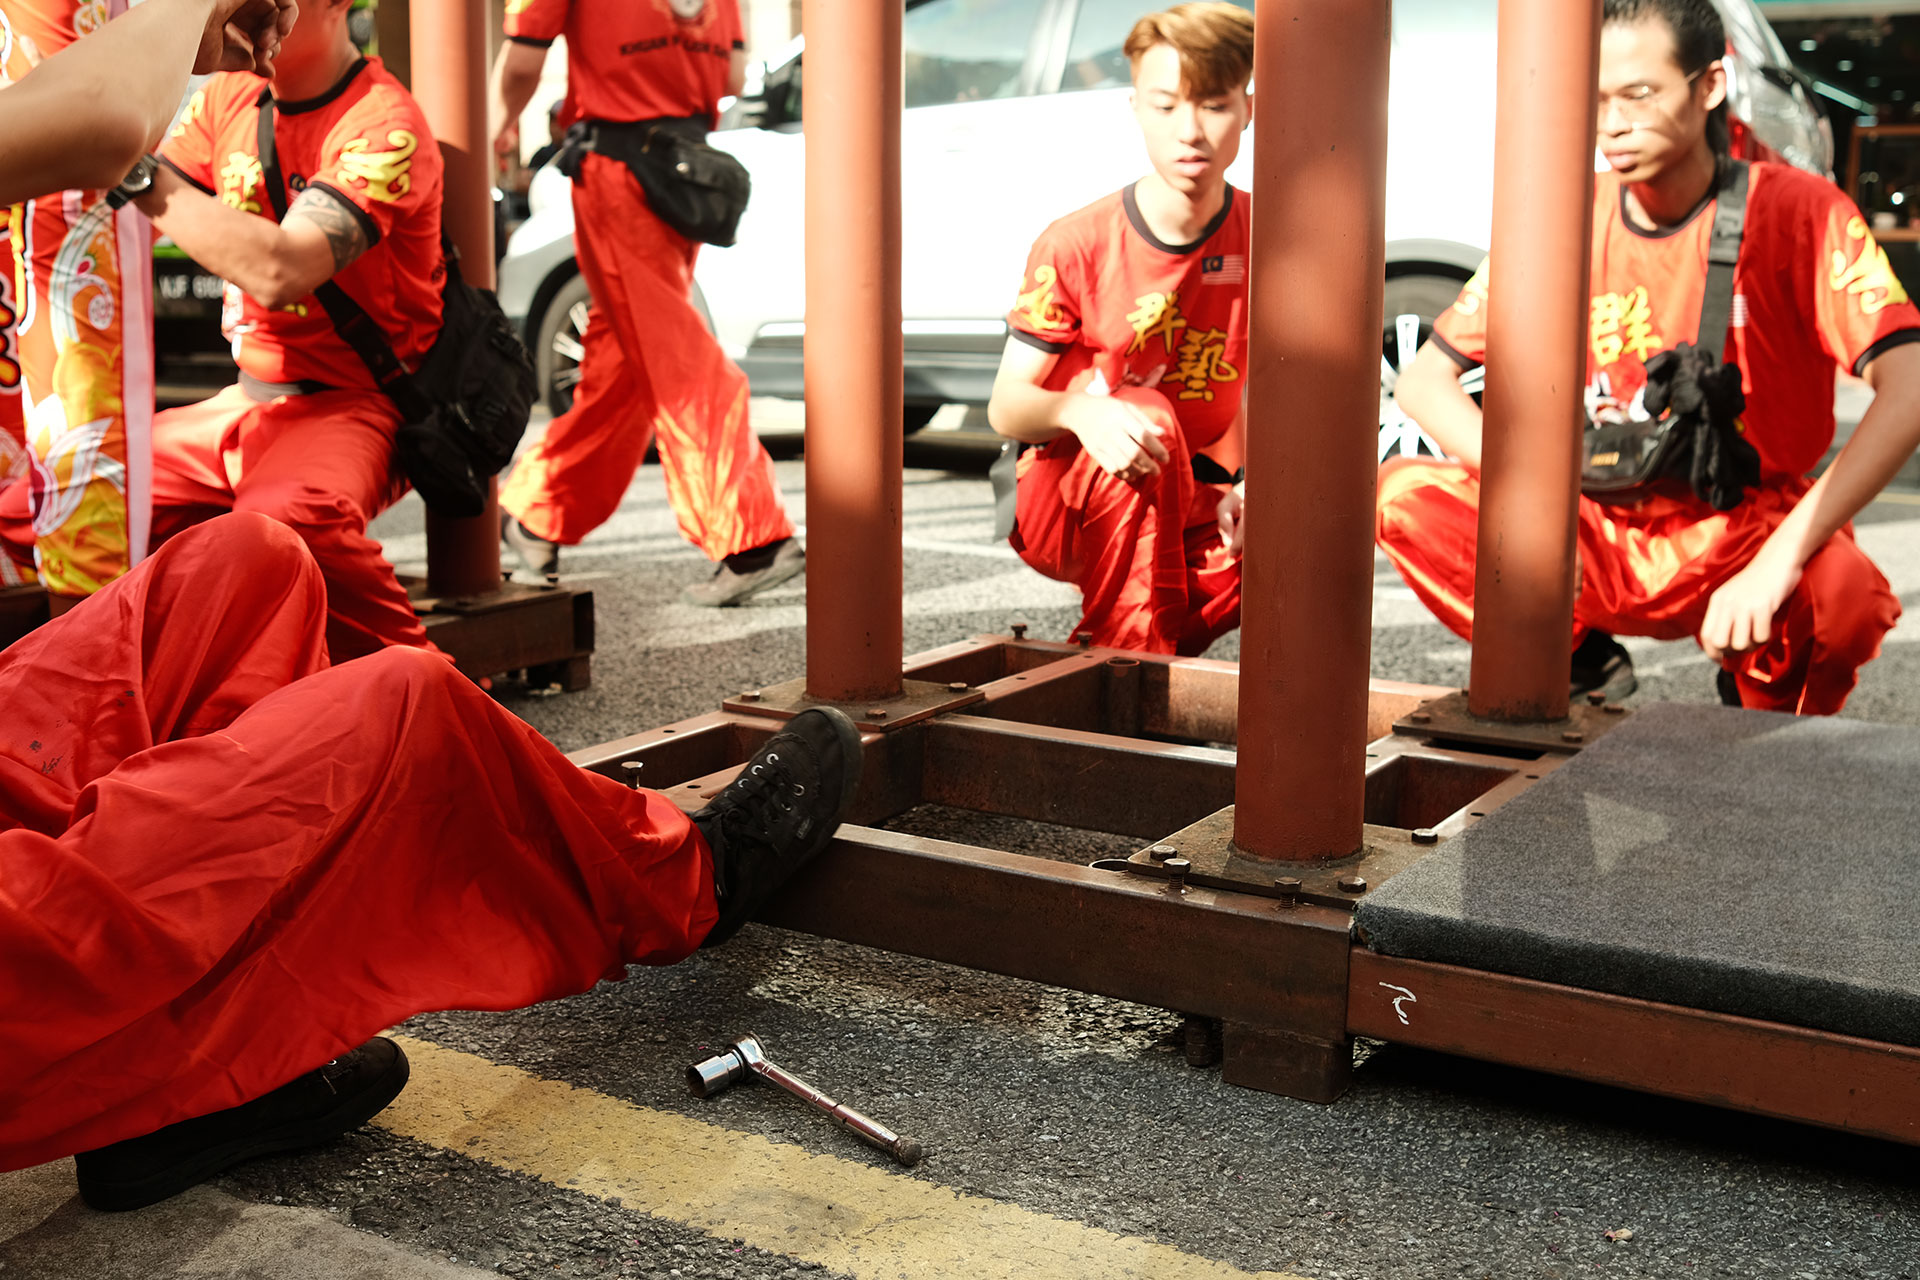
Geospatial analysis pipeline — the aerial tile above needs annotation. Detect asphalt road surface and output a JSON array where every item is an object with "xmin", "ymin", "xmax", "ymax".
[{"xmin": 4, "ymin": 405, "xmax": 1918, "ymax": 1280}]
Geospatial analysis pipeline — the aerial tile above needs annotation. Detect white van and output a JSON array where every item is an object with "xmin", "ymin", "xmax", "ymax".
[{"xmin": 496, "ymin": 0, "xmax": 1828, "ymax": 451}]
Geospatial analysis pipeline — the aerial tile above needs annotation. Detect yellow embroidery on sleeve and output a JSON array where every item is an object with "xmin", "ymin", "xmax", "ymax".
[
  {"xmin": 336, "ymin": 131, "xmax": 419, "ymax": 204},
  {"xmin": 169, "ymin": 88, "xmax": 206, "ymax": 142},
  {"xmin": 1830, "ymin": 217, "xmax": 1910, "ymax": 317},
  {"xmin": 1453, "ymin": 257, "xmax": 1490, "ymax": 318},
  {"xmin": 1015, "ymin": 264, "xmax": 1069, "ymax": 333}
]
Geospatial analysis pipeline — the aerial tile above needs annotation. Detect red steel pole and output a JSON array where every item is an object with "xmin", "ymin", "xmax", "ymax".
[
  {"xmin": 801, "ymin": 0, "xmax": 904, "ymax": 703},
  {"xmin": 1232, "ymin": 0, "xmax": 1390, "ymax": 861},
  {"xmin": 411, "ymin": 0, "xmax": 502, "ymax": 599},
  {"xmin": 1467, "ymin": 0, "xmax": 1602, "ymax": 721}
]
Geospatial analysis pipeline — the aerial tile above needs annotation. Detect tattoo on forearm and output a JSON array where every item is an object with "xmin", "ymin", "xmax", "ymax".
[{"xmin": 288, "ymin": 187, "xmax": 369, "ymax": 275}]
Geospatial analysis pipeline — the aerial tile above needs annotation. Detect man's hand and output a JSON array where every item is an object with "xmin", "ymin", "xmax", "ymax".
[
  {"xmin": 196, "ymin": 0, "xmax": 297, "ymax": 76},
  {"xmin": 493, "ymin": 121, "xmax": 520, "ymax": 172},
  {"xmin": 1699, "ymin": 542, "xmax": 1802, "ymax": 664},
  {"xmin": 1216, "ymin": 485, "xmax": 1244, "ymax": 557},
  {"xmin": 1063, "ymin": 394, "xmax": 1170, "ymax": 484}
]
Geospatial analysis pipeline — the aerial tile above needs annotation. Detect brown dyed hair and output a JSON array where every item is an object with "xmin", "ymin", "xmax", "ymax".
[{"xmin": 1123, "ymin": 3, "xmax": 1255, "ymax": 99}]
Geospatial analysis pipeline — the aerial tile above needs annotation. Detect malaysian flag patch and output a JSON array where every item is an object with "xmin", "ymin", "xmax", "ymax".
[{"xmin": 1201, "ymin": 254, "xmax": 1246, "ymax": 285}]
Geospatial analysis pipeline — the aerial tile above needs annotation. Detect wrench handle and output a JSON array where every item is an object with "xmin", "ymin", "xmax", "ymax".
[{"xmin": 750, "ymin": 1061, "xmax": 922, "ymax": 1166}]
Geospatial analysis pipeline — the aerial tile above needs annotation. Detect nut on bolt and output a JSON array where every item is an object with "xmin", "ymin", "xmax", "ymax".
[
  {"xmin": 1586, "ymin": 690, "xmax": 1607, "ymax": 707},
  {"xmin": 738, "ymin": 690, "xmax": 762, "ymax": 703},
  {"xmin": 1147, "ymin": 844, "xmax": 1179, "ymax": 862},
  {"xmin": 621, "ymin": 761, "xmax": 644, "ymax": 790},
  {"xmin": 867, "ymin": 708, "xmax": 888, "ymax": 720},
  {"xmin": 1337, "ymin": 874, "xmax": 1368, "ymax": 895},
  {"xmin": 947, "ymin": 681, "xmax": 969, "ymax": 693},
  {"xmin": 1010, "ymin": 623, "xmax": 1028, "ymax": 639},
  {"xmin": 1274, "ymin": 876, "xmax": 1301, "ymax": 907},
  {"xmin": 1562, "ymin": 730, "xmax": 1585, "ymax": 744},
  {"xmin": 1163, "ymin": 857, "xmax": 1191, "ymax": 891},
  {"xmin": 1412, "ymin": 827, "xmax": 1440, "ymax": 845},
  {"xmin": 1408, "ymin": 711, "xmax": 1432, "ymax": 725}
]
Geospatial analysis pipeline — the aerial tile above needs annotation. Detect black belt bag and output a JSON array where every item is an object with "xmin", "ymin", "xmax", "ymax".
[
  {"xmin": 560, "ymin": 116, "xmax": 751, "ymax": 248},
  {"xmin": 1580, "ymin": 159, "xmax": 1761, "ymax": 512}
]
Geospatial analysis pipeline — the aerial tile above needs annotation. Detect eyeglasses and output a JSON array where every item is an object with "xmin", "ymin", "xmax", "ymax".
[{"xmin": 1597, "ymin": 68, "xmax": 1706, "ymax": 128}]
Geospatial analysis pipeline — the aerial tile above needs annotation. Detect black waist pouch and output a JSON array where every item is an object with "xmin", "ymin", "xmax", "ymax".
[{"xmin": 562, "ymin": 116, "xmax": 751, "ymax": 247}]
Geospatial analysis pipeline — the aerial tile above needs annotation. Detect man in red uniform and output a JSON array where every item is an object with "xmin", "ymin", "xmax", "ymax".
[
  {"xmin": 127, "ymin": 0, "xmax": 444, "ymax": 661},
  {"xmin": 988, "ymin": 3, "xmax": 1251, "ymax": 655},
  {"xmin": 489, "ymin": 0, "xmax": 801, "ymax": 606},
  {"xmin": 1380, "ymin": 0, "xmax": 1920, "ymax": 716}
]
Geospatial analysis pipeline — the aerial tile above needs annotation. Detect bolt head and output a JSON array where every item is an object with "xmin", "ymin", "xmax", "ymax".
[
  {"xmin": 1010, "ymin": 623, "xmax": 1028, "ymax": 639},
  {"xmin": 1409, "ymin": 711, "xmax": 1432, "ymax": 724},
  {"xmin": 1586, "ymin": 691, "xmax": 1607, "ymax": 706},
  {"xmin": 948, "ymin": 681, "xmax": 969, "ymax": 692},
  {"xmin": 1147, "ymin": 844, "xmax": 1178, "ymax": 862},
  {"xmin": 1604, "ymin": 703, "xmax": 1626, "ymax": 715},
  {"xmin": 1338, "ymin": 874, "xmax": 1368, "ymax": 894},
  {"xmin": 867, "ymin": 708, "xmax": 888, "ymax": 719},
  {"xmin": 1163, "ymin": 857, "xmax": 1191, "ymax": 883},
  {"xmin": 1412, "ymin": 828, "xmax": 1440, "ymax": 844},
  {"xmin": 739, "ymin": 690, "xmax": 761, "ymax": 702},
  {"xmin": 1562, "ymin": 730, "xmax": 1585, "ymax": 744},
  {"xmin": 1274, "ymin": 876, "xmax": 1302, "ymax": 903}
]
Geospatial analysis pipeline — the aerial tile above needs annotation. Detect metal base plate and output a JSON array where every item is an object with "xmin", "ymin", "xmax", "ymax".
[
  {"xmin": 1392, "ymin": 688, "xmax": 1628, "ymax": 754},
  {"xmin": 1114, "ymin": 806, "xmax": 1431, "ymax": 910},
  {"xmin": 405, "ymin": 577, "xmax": 596, "ymax": 689},
  {"xmin": 722, "ymin": 676, "xmax": 984, "ymax": 732}
]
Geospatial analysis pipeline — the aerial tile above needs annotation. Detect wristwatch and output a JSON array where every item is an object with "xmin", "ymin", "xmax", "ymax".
[{"xmin": 106, "ymin": 154, "xmax": 159, "ymax": 210}]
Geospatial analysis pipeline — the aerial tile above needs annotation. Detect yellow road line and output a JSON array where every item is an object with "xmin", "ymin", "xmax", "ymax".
[{"xmin": 380, "ymin": 1036, "xmax": 1304, "ymax": 1280}]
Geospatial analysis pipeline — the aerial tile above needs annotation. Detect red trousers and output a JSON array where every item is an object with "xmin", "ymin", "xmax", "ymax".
[
  {"xmin": 500, "ymin": 152, "xmax": 793, "ymax": 559},
  {"xmin": 151, "ymin": 383, "xmax": 433, "ymax": 662},
  {"xmin": 1011, "ymin": 387, "xmax": 1240, "ymax": 655},
  {"xmin": 0, "ymin": 513, "xmax": 716, "ymax": 1170},
  {"xmin": 1375, "ymin": 458, "xmax": 1900, "ymax": 715}
]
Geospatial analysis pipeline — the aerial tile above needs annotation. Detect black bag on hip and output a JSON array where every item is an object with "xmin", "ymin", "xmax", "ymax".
[
  {"xmin": 559, "ymin": 116, "xmax": 751, "ymax": 248},
  {"xmin": 257, "ymin": 93, "xmax": 537, "ymax": 519}
]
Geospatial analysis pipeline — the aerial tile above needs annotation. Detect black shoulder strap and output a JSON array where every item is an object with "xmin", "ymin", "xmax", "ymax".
[
  {"xmin": 1695, "ymin": 158, "xmax": 1749, "ymax": 363},
  {"xmin": 254, "ymin": 90, "xmax": 428, "ymax": 418}
]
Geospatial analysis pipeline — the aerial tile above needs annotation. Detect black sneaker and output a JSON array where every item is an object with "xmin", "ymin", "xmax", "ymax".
[
  {"xmin": 1569, "ymin": 629, "xmax": 1637, "ymax": 702},
  {"xmin": 501, "ymin": 512, "xmax": 560, "ymax": 578},
  {"xmin": 1716, "ymin": 665, "xmax": 1742, "ymax": 707},
  {"xmin": 683, "ymin": 538, "xmax": 806, "ymax": 607},
  {"xmin": 696, "ymin": 707, "xmax": 863, "ymax": 947},
  {"xmin": 74, "ymin": 1037, "xmax": 410, "ymax": 1212}
]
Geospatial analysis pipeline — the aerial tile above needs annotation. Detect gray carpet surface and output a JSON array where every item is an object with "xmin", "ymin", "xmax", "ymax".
[{"xmin": 1356, "ymin": 701, "xmax": 1920, "ymax": 1046}]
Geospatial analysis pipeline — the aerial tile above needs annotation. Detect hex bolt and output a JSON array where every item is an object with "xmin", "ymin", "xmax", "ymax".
[
  {"xmin": 1562, "ymin": 730, "xmax": 1585, "ymax": 744},
  {"xmin": 947, "ymin": 681, "xmax": 969, "ymax": 693},
  {"xmin": 1338, "ymin": 874, "xmax": 1368, "ymax": 895},
  {"xmin": 1604, "ymin": 703, "xmax": 1626, "ymax": 715},
  {"xmin": 1147, "ymin": 844, "xmax": 1179, "ymax": 862},
  {"xmin": 1586, "ymin": 690, "xmax": 1607, "ymax": 707},
  {"xmin": 1409, "ymin": 711, "xmax": 1432, "ymax": 725},
  {"xmin": 621, "ymin": 761, "xmax": 644, "ymax": 790},
  {"xmin": 1010, "ymin": 623, "xmax": 1028, "ymax": 639},
  {"xmin": 1274, "ymin": 876, "xmax": 1302, "ymax": 907},
  {"xmin": 867, "ymin": 708, "xmax": 888, "ymax": 720},
  {"xmin": 1181, "ymin": 1015, "xmax": 1223, "ymax": 1069},
  {"xmin": 1163, "ymin": 857, "xmax": 1191, "ymax": 891},
  {"xmin": 1076, "ymin": 633, "xmax": 1092, "ymax": 648},
  {"xmin": 1412, "ymin": 828, "xmax": 1440, "ymax": 845},
  {"xmin": 739, "ymin": 690, "xmax": 762, "ymax": 703}
]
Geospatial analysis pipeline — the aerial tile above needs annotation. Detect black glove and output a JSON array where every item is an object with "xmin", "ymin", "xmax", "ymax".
[{"xmin": 1641, "ymin": 342, "xmax": 1760, "ymax": 512}]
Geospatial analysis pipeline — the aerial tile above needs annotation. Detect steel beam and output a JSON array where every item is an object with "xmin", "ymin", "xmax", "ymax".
[
  {"xmin": 1234, "ymin": 0, "xmax": 1390, "ymax": 860},
  {"xmin": 409, "ymin": 0, "xmax": 502, "ymax": 601},
  {"xmin": 1349, "ymin": 951, "xmax": 1920, "ymax": 1147},
  {"xmin": 1467, "ymin": 0, "xmax": 1602, "ymax": 720},
  {"xmin": 801, "ymin": 0, "xmax": 904, "ymax": 703}
]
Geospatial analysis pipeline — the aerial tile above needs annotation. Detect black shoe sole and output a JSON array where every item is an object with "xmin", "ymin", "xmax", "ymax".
[{"xmin": 76, "ymin": 1047, "xmax": 411, "ymax": 1212}]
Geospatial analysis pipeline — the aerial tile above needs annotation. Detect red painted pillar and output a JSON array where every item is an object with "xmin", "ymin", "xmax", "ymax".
[
  {"xmin": 411, "ymin": 0, "xmax": 502, "ymax": 599},
  {"xmin": 801, "ymin": 0, "xmax": 904, "ymax": 703},
  {"xmin": 1232, "ymin": 0, "xmax": 1391, "ymax": 860},
  {"xmin": 1468, "ymin": 0, "xmax": 1603, "ymax": 721}
]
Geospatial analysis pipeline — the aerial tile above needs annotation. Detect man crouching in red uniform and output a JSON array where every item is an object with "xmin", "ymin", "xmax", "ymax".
[
  {"xmin": 1380, "ymin": 0, "xmax": 1920, "ymax": 716},
  {"xmin": 988, "ymin": 3, "xmax": 1251, "ymax": 655},
  {"xmin": 135, "ymin": 0, "xmax": 444, "ymax": 661}
]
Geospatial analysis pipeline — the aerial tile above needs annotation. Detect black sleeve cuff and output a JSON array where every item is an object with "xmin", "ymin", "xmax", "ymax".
[
  {"xmin": 305, "ymin": 180, "xmax": 382, "ymax": 249},
  {"xmin": 1009, "ymin": 326, "xmax": 1071, "ymax": 355},
  {"xmin": 1852, "ymin": 328, "xmax": 1920, "ymax": 378},
  {"xmin": 507, "ymin": 34, "xmax": 554, "ymax": 48},
  {"xmin": 157, "ymin": 155, "xmax": 214, "ymax": 197},
  {"xmin": 732, "ymin": 39, "xmax": 745, "ymax": 49},
  {"xmin": 1430, "ymin": 331, "xmax": 1482, "ymax": 372}
]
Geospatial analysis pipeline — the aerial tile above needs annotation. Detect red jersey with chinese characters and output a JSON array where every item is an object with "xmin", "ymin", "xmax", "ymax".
[
  {"xmin": 1008, "ymin": 183, "xmax": 1249, "ymax": 461},
  {"xmin": 1432, "ymin": 161, "xmax": 1920, "ymax": 482},
  {"xmin": 159, "ymin": 60, "xmax": 444, "ymax": 392},
  {"xmin": 504, "ymin": 0, "xmax": 744, "ymax": 128}
]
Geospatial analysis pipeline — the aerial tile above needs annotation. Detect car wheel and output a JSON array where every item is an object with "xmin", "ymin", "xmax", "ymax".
[
  {"xmin": 1379, "ymin": 273, "xmax": 1483, "ymax": 463},
  {"xmin": 536, "ymin": 273, "xmax": 593, "ymax": 419}
]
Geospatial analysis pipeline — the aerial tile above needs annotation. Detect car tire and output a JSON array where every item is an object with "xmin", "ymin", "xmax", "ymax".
[
  {"xmin": 1379, "ymin": 272, "xmax": 1481, "ymax": 463},
  {"xmin": 535, "ymin": 272, "xmax": 593, "ymax": 420}
]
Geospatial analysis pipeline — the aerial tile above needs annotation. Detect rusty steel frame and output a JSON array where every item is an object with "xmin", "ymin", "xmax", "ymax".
[{"xmin": 548, "ymin": 0, "xmax": 1920, "ymax": 1147}]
